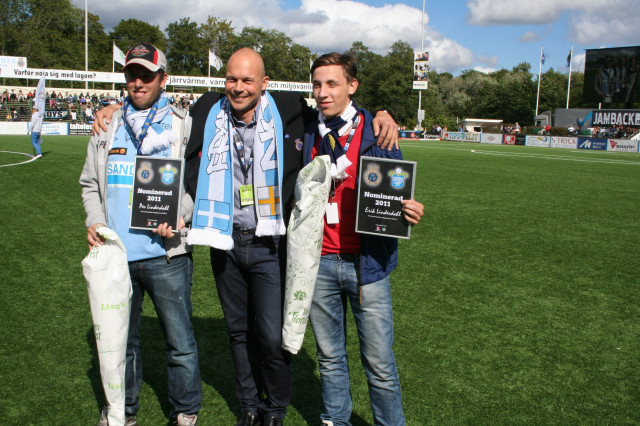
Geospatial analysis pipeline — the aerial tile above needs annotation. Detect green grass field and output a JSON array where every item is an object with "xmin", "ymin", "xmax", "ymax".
[{"xmin": 1, "ymin": 135, "xmax": 638, "ymax": 425}]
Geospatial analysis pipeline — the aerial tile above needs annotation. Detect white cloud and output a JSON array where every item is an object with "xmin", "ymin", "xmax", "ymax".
[
  {"xmin": 520, "ymin": 31, "xmax": 541, "ymax": 43},
  {"xmin": 466, "ymin": 0, "xmax": 640, "ymax": 46},
  {"xmin": 571, "ymin": 52, "xmax": 586, "ymax": 73},
  {"xmin": 474, "ymin": 66, "xmax": 498, "ymax": 74},
  {"xmin": 468, "ymin": 0, "xmax": 585, "ymax": 25},
  {"xmin": 477, "ymin": 55, "xmax": 499, "ymax": 67},
  {"xmin": 570, "ymin": 5, "xmax": 640, "ymax": 45},
  {"xmin": 286, "ymin": 0, "xmax": 425, "ymax": 54},
  {"xmin": 73, "ymin": 0, "xmax": 479, "ymax": 73},
  {"xmin": 422, "ymin": 35, "xmax": 476, "ymax": 73}
]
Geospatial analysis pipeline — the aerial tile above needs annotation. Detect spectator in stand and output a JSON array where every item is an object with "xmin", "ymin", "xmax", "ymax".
[
  {"xmin": 515, "ymin": 122, "xmax": 521, "ymax": 133},
  {"xmin": 10, "ymin": 90, "xmax": 17, "ymax": 100},
  {"xmin": 17, "ymin": 90, "xmax": 26, "ymax": 102},
  {"xmin": 84, "ymin": 104, "xmax": 94, "ymax": 123},
  {"xmin": 10, "ymin": 105, "xmax": 18, "ymax": 121}
]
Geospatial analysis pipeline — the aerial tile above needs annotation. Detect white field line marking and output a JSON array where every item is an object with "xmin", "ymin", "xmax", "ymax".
[
  {"xmin": 468, "ymin": 150, "xmax": 640, "ymax": 165},
  {"xmin": 0, "ymin": 151, "xmax": 38, "ymax": 168},
  {"xmin": 400, "ymin": 143, "xmax": 640, "ymax": 165}
]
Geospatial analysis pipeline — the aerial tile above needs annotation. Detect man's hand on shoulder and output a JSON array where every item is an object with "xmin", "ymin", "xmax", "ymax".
[
  {"xmin": 91, "ymin": 104, "xmax": 121, "ymax": 135},
  {"xmin": 372, "ymin": 110, "xmax": 399, "ymax": 151}
]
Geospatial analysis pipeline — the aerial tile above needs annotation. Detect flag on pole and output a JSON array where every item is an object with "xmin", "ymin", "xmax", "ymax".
[
  {"xmin": 113, "ymin": 43, "xmax": 126, "ymax": 67},
  {"xmin": 541, "ymin": 49, "xmax": 546, "ymax": 65},
  {"xmin": 566, "ymin": 49, "xmax": 572, "ymax": 67},
  {"xmin": 35, "ymin": 75, "xmax": 46, "ymax": 114},
  {"xmin": 209, "ymin": 50, "xmax": 223, "ymax": 71}
]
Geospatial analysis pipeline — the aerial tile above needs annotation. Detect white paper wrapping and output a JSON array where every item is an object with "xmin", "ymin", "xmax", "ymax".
[
  {"xmin": 81, "ymin": 227, "xmax": 132, "ymax": 425},
  {"xmin": 282, "ymin": 156, "xmax": 331, "ymax": 354}
]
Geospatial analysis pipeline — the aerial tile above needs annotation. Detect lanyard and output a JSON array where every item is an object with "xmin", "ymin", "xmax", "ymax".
[
  {"xmin": 123, "ymin": 96, "xmax": 161, "ymax": 155},
  {"xmin": 342, "ymin": 115, "xmax": 360, "ymax": 154},
  {"xmin": 329, "ymin": 115, "xmax": 360, "ymax": 200},
  {"xmin": 232, "ymin": 127, "xmax": 253, "ymax": 184}
]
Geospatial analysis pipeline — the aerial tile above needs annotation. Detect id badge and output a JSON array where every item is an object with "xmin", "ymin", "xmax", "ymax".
[
  {"xmin": 325, "ymin": 202, "xmax": 339, "ymax": 224},
  {"xmin": 239, "ymin": 184, "xmax": 254, "ymax": 206}
]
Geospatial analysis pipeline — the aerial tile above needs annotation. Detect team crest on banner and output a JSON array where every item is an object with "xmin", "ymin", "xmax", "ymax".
[
  {"xmin": 363, "ymin": 163, "xmax": 382, "ymax": 187},
  {"xmin": 160, "ymin": 164, "xmax": 178, "ymax": 185},
  {"xmin": 388, "ymin": 167, "xmax": 409, "ymax": 189},
  {"xmin": 136, "ymin": 161, "xmax": 154, "ymax": 184}
]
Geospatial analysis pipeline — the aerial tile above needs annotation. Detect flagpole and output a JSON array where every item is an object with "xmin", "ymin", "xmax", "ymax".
[
  {"xmin": 309, "ymin": 57, "xmax": 312, "ymax": 101},
  {"xmin": 112, "ymin": 43, "xmax": 115, "ymax": 91},
  {"xmin": 417, "ymin": 0, "xmax": 425, "ymax": 131},
  {"xmin": 535, "ymin": 46, "xmax": 543, "ymax": 116},
  {"xmin": 566, "ymin": 45, "xmax": 573, "ymax": 109},
  {"xmin": 84, "ymin": 0, "xmax": 88, "ymax": 90}
]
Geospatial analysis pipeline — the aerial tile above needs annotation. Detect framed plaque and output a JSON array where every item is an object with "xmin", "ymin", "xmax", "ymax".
[
  {"xmin": 130, "ymin": 156, "xmax": 184, "ymax": 231},
  {"xmin": 355, "ymin": 156, "xmax": 417, "ymax": 239}
]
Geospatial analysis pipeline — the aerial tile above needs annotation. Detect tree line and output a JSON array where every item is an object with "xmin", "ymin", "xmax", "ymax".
[{"xmin": 2, "ymin": 0, "xmax": 622, "ymax": 128}]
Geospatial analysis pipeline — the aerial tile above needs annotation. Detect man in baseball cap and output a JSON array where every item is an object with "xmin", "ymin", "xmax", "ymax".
[
  {"xmin": 124, "ymin": 42, "xmax": 167, "ymax": 73},
  {"xmin": 81, "ymin": 42, "xmax": 201, "ymax": 425}
]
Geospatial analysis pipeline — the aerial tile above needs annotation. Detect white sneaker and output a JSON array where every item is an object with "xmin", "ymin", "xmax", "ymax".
[
  {"xmin": 34, "ymin": 154, "xmax": 42, "ymax": 159},
  {"xmin": 176, "ymin": 413, "xmax": 198, "ymax": 425},
  {"xmin": 96, "ymin": 406, "xmax": 138, "ymax": 426}
]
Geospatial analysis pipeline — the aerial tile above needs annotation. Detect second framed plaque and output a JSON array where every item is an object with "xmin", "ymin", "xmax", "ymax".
[{"xmin": 355, "ymin": 156, "xmax": 417, "ymax": 239}]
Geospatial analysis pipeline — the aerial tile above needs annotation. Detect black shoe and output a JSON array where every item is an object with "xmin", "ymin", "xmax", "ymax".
[
  {"xmin": 262, "ymin": 414, "xmax": 283, "ymax": 426},
  {"xmin": 236, "ymin": 411, "xmax": 261, "ymax": 426}
]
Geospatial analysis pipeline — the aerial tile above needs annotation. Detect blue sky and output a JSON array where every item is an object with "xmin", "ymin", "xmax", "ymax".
[{"xmin": 74, "ymin": 0, "xmax": 640, "ymax": 75}]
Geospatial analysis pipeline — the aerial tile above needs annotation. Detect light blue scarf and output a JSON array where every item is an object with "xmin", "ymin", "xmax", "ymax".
[
  {"xmin": 187, "ymin": 91, "xmax": 285, "ymax": 250},
  {"xmin": 122, "ymin": 92, "xmax": 174, "ymax": 156}
]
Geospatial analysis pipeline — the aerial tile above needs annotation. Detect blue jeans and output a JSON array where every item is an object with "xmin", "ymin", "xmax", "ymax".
[
  {"xmin": 30, "ymin": 131, "xmax": 42, "ymax": 155},
  {"xmin": 310, "ymin": 254, "xmax": 404, "ymax": 426},
  {"xmin": 125, "ymin": 254, "xmax": 201, "ymax": 419},
  {"xmin": 210, "ymin": 231, "xmax": 291, "ymax": 419}
]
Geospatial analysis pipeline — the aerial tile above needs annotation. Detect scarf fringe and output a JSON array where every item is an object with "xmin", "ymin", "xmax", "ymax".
[
  {"xmin": 255, "ymin": 220, "xmax": 286, "ymax": 237},
  {"xmin": 331, "ymin": 154, "xmax": 352, "ymax": 180},
  {"xmin": 139, "ymin": 126, "xmax": 177, "ymax": 155},
  {"xmin": 186, "ymin": 229, "xmax": 234, "ymax": 250}
]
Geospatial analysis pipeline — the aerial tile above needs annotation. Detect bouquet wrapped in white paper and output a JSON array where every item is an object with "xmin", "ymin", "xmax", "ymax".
[
  {"xmin": 82, "ymin": 226, "xmax": 132, "ymax": 425},
  {"xmin": 282, "ymin": 156, "xmax": 331, "ymax": 354}
]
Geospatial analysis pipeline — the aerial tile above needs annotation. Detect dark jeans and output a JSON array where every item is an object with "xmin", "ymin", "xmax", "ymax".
[
  {"xmin": 125, "ymin": 254, "xmax": 201, "ymax": 420},
  {"xmin": 210, "ymin": 231, "xmax": 291, "ymax": 419}
]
